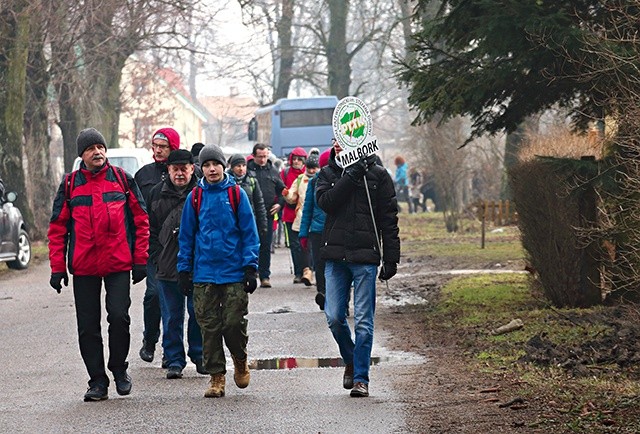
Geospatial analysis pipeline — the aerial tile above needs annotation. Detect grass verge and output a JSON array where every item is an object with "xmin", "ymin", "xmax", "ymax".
[{"xmin": 401, "ymin": 213, "xmax": 640, "ymax": 432}]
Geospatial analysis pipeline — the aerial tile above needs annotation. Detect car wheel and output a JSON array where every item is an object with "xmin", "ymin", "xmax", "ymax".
[{"xmin": 7, "ymin": 229, "xmax": 31, "ymax": 270}]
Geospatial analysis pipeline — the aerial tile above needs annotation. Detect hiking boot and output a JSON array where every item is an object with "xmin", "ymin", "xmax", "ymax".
[
  {"xmin": 232, "ymin": 355, "xmax": 250, "ymax": 388},
  {"xmin": 139, "ymin": 340, "xmax": 154, "ymax": 363},
  {"xmin": 204, "ymin": 373, "xmax": 225, "ymax": 398},
  {"xmin": 83, "ymin": 385, "xmax": 108, "ymax": 402},
  {"xmin": 293, "ymin": 276, "xmax": 303, "ymax": 284},
  {"xmin": 166, "ymin": 367, "xmax": 183, "ymax": 379},
  {"xmin": 114, "ymin": 372, "xmax": 132, "ymax": 396},
  {"xmin": 343, "ymin": 363, "xmax": 354, "ymax": 389},
  {"xmin": 194, "ymin": 359, "xmax": 208, "ymax": 375},
  {"xmin": 260, "ymin": 278, "xmax": 272, "ymax": 288},
  {"xmin": 301, "ymin": 267, "xmax": 314, "ymax": 286},
  {"xmin": 161, "ymin": 355, "xmax": 168, "ymax": 369},
  {"xmin": 350, "ymin": 382, "xmax": 369, "ymax": 397},
  {"xmin": 315, "ymin": 292, "xmax": 325, "ymax": 310}
]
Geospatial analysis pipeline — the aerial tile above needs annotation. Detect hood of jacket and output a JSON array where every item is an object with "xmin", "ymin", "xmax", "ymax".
[{"xmin": 287, "ymin": 147, "xmax": 308, "ymax": 166}]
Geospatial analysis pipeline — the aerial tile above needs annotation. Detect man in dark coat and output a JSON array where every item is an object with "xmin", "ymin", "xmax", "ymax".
[
  {"xmin": 316, "ymin": 140, "xmax": 400, "ymax": 399},
  {"xmin": 246, "ymin": 143, "xmax": 286, "ymax": 288},
  {"xmin": 134, "ymin": 127, "xmax": 180, "ymax": 364},
  {"xmin": 148, "ymin": 149, "xmax": 205, "ymax": 380}
]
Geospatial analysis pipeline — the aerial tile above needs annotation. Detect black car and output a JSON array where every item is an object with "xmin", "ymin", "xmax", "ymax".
[{"xmin": 0, "ymin": 191, "xmax": 31, "ymax": 269}]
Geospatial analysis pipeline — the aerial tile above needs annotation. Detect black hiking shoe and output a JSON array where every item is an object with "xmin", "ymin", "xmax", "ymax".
[
  {"xmin": 84, "ymin": 385, "xmax": 108, "ymax": 402},
  {"xmin": 114, "ymin": 372, "xmax": 132, "ymax": 396},
  {"xmin": 166, "ymin": 367, "xmax": 183, "ymax": 379},
  {"xmin": 139, "ymin": 340, "xmax": 154, "ymax": 363},
  {"xmin": 343, "ymin": 363, "xmax": 354, "ymax": 389}
]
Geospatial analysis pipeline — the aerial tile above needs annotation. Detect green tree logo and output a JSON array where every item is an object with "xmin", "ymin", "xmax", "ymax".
[{"xmin": 340, "ymin": 110, "xmax": 366, "ymax": 138}]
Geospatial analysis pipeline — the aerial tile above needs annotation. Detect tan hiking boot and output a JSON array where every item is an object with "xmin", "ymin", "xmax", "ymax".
[
  {"xmin": 232, "ymin": 355, "xmax": 250, "ymax": 388},
  {"xmin": 204, "ymin": 373, "xmax": 225, "ymax": 398},
  {"xmin": 301, "ymin": 267, "xmax": 314, "ymax": 286}
]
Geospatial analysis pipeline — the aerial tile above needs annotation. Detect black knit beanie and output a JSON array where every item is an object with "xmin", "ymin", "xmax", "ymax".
[
  {"xmin": 228, "ymin": 153, "xmax": 247, "ymax": 168},
  {"xmin": 198, "ymin": 145, "xmax": 226, "ymax": 167},
  {"xmin": 77, "ymin": 128, "xmax": 107, "ymax": 157}
]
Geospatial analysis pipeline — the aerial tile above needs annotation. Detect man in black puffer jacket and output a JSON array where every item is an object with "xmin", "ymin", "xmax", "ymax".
[
  {"xmin": 316, "ymin": 141, "xmax": 400, "ymax": 399},
  {"xmin": 246, "ymin": 143, "xmax": 286, "ymax": 288},
  {"xmin": 147, "ymin": 149, "xmax": 204, "ymax": 380}
]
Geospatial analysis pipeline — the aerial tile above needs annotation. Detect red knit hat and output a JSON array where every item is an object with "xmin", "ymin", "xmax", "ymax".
[{"xmin": 319, "ymin": 148, "xmax": 331, "ymax": 168}]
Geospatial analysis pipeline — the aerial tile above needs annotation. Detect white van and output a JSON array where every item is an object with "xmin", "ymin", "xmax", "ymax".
[{"xmin": 72, "ymin": 147, "xmax": 154, "ymax": 174}]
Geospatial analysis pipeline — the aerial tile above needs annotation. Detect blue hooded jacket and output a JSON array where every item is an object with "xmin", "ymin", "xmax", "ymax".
[{"xmin": 177, "ymin": 173, "xmax": 259, "ymax": 284}]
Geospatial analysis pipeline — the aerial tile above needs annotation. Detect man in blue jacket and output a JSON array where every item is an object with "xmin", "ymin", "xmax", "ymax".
[{"xmin": 177, "ymin": 145, "xmax": 260, "ymax": 398}]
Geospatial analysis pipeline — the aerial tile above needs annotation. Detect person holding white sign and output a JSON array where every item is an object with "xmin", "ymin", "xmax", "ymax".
[{"xmin": 316, "ymin": 139, "xmax": 400, "ymax": 398}]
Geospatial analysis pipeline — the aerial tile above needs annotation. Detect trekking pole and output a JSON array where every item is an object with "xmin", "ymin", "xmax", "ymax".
[
  {"xmin": 363, "ymin": 176, "xmax": 389, "ymax": 291},
  {"xmin": 283, "ymin": 222, "xmax": 294, "ymax": 274}
]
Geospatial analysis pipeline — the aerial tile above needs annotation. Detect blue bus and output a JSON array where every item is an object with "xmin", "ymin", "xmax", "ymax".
[{"xmin": 248, "ymin": 96, "xmax": 338, "ymax": 157}]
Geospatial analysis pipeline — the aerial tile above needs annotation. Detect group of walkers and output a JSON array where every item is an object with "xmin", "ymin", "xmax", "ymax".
[{"xmin": 47, "ymin": 126, "xmax": 400, "ymax": 402}]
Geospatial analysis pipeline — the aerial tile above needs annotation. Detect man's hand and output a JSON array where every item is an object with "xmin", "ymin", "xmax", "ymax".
[
  {"xmin": 243, "ymin": 267, "xmax": 258, "ymax": 294},
  {"xmin": 300, "ymin": 237, "xmax": 308, "ymax": 251},
  {"xmin": 50, "ymin": 272, "xmax": 68, "ymax": 294},
  {"xmin": 132, "ymin": 264, "xmax": 147, "ymax": 284},
  {"xmin": 269, "ymin": 203, "xmax": 281, "ymax": 215},
  {"xmin": 178, "ymin": 271, "xmax": 193, "ymax": 296},
  {"xmin": 345, "ymin": 154, "xmax": 376, "ymax": 182},
  {"xmin": 378, "ymin": 261, "xmax": 397, "ymax": 281}
]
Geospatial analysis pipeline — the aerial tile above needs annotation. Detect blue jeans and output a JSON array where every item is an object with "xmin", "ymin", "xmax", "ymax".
[
  {"xmin": 157, "ymin": 279, "xmax": 203, "ymax": 369},
  {"xmin": 142, "ymin": 262, "xmax": 161, "ymax": 345},
  {"xmin": 324, "ymin": 261, "xmax": 377, "ymax": 384}
]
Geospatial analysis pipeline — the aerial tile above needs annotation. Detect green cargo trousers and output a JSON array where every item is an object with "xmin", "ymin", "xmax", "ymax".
[{"xmin": 193, "ymin": 282, "xmax": 249, "ymax": 375}]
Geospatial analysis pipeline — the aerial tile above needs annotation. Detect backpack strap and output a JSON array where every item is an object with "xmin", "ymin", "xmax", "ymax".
[
  {"xmin": 64, "ymin": 171, "xmax": 78, "ymax": 206},
  {"xmin": 228, "ymin": 184, "xmax": 240, "ymax": 216},
  {"xmin": 191, "ymin": 185, "xmax": 202, "ymax": 223},
  {"xmin": 111, "ymin": 166, "xmax": 130, "ymax": 197}
]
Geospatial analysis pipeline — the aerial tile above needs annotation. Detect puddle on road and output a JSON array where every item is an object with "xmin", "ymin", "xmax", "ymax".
[{"xmin": 249, "ymin": 356, "xmax": 390, "ymax": 370}]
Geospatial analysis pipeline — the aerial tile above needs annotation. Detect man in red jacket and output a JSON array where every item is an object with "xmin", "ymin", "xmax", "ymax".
[{"xmin": 48, "ymin": 127, "xmax": 149, "ymax": 402}]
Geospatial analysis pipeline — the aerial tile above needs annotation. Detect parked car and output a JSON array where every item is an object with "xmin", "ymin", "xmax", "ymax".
[
  {"xmin": 0, "ymin": 191, "xmax": 31, "ymax": 269},
  {"xmin": 72, "ymin": 147, "xmax": 154, "ymax": 174}
]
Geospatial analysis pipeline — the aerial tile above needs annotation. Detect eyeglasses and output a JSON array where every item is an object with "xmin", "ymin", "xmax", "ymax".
[{"xmin": 152, "ymin": 143, "xmax": 170, "ymax": 150}]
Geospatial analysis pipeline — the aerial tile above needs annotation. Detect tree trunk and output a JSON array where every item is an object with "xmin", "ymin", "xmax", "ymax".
[
  {"xmin": 0, "ymin": 1, "xmax": 34, "ymax": 228},
  {"xmin": 24, "ymin": 19, "xmax": 53, "ymax": 239},
  {"xmin": 327, "ymin": 0, "xmax": 351, "ymax": 97},
  {"xmin": 274, "ymin": 0, "xmax": 294, "ymax": 100}
]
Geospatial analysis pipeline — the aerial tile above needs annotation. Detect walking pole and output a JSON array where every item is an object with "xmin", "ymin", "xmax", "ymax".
[
  {"xmin": 363, "ymin": 172, "xmax": 389, "ymax": 291},
  {"xmin": 283, "ymin": 222, "xmax": 294, "ymax": 274}
]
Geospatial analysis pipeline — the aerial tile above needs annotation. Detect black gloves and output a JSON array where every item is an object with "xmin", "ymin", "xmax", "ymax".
[
  {"xmin": 378, "ymin": 261, "xmax": 397, "ymax": 281},
  {"xmin": 50, "ymin": 272, "xmax": 68, "ymax": 293},
  {"xmin": 345, "ymin": 154, "xmax": 377, "ymax": 182},
  {"xmin": 179, "ymin": 271, "xmax": 193, "ymax": 296},
  {"xmin": 243, "ymin": 267, "xmax": 258, "ymax": 294},
  {"xmin": 132, "ymin": 264, "xmax": 147, "ymax": 284}
]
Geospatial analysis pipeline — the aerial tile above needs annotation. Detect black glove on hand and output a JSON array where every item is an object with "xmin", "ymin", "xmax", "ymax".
[
  {"xmin": 132, "ymin": 264, "xmax": 147, "ymax": 284},
  {"xmin": 50, "ymin": 272, "xmax": 68, "ymax": 294},
  {"xmin": 345, "ymin": 154, "xmax": 376, "ymax": 182},
  {"xmin": 243, "ymin": 267, "xmax": 258, "ymax": 294},
  {"xmin": 378, "ymin": 261, "xmax": 397, "ymax": 281},
  {"xmin": 178, "ymin": 271, "xmax": 193, "ymax": 296}
]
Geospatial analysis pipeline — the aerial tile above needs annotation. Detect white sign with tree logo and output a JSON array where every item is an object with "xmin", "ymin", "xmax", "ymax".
[{"xmin": 332, "ymin": 97, "xmax": 378, "ymax": 168}]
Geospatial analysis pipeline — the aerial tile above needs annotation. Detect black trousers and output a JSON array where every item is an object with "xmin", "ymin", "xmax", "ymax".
[
  {"xmin": 73, "ymin": 271, "xmax": 131, "ymax": 388},
  {"xmin": 309, "ymin": 232, "xmax": 326, "ymax": 295}
]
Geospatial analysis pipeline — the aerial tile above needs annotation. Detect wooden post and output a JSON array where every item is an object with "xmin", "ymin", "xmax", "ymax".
[{"xmin": 481, "ymin": 203, "xmax": 486, "ymax": 249}]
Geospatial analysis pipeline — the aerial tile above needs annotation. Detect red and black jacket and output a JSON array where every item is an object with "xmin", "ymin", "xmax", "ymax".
[{"xmin": 48, "ymin": 162, "xmax": 149, "ymax": 277}]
